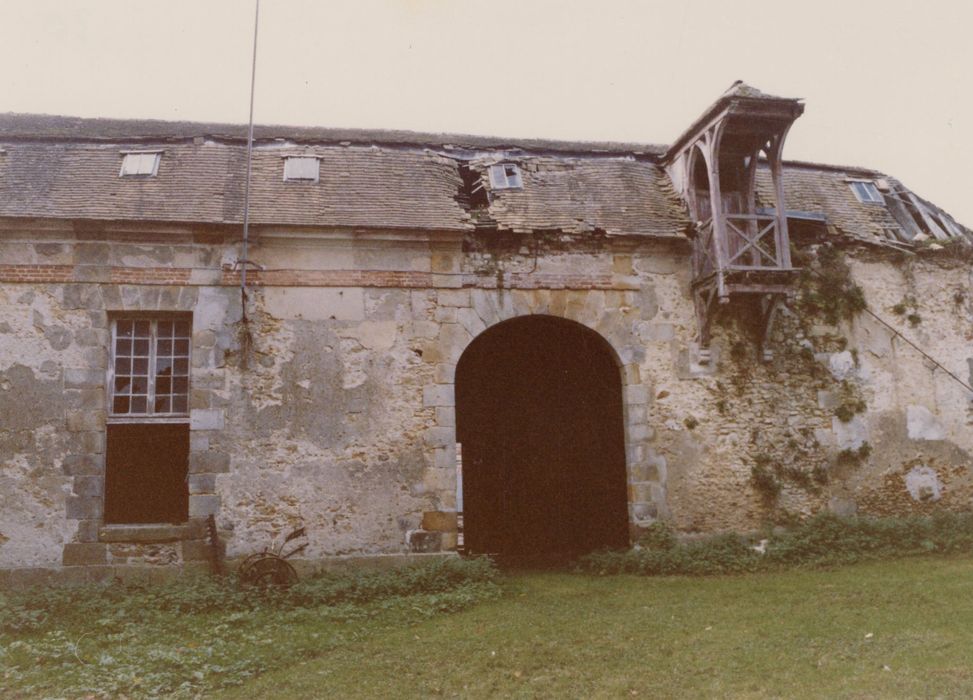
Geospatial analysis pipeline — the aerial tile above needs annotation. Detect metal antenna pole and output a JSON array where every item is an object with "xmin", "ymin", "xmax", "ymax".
[{"xmin": 241, "ymin": 0, "xmax": 260, "ymax": 302}]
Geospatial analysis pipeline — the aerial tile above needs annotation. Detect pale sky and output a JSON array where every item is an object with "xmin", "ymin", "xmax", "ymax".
[{"xmin": 1, "ymin": 0, "xmax": 971, "ymax": 224}]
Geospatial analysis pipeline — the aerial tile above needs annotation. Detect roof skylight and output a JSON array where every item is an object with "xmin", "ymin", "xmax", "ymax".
[
  {"xmin": 119, "ymin": 151, "xmax": 162, "ymax": 177},
  {"xmin": 849, "ymin": 180, "xmax": 883, "ymax": 204},
  {"xmin": 488, "ymin": 163, "xmax": 523, "ymax": 190},
  {"xmin": 283, "ymin": 156, "xmax": 320, "ymax": 182}
]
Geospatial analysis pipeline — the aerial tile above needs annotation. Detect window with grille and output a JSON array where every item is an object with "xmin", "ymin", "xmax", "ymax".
[{"xmin": 109, "ymin": 318, "xmax": 191, "ymax": 417}]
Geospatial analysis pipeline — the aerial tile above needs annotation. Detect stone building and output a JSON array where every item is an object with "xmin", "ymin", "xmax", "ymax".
[{"xmin": 1, "ymin": 82, "xmax": 971, "ymax": 580}]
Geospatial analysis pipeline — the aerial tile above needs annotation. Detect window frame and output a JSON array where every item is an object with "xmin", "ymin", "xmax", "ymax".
[
  {"xmin": 119, "ymin": 151, "xmax": 163, "ymax": 177},
  {"xmin": 488, "ymin": 163, "xmax": 523, "ymax": 190},
  {"xmin": 282, "ymin": 155, "xmax": 321, "ymax": 182},
  {"xmin": 849, "ymin": 180, "xmax": 884, "ymax": 204},
  {"xmin": 107, "ymin": 315, "xmax": 191, "ymax": 424}
]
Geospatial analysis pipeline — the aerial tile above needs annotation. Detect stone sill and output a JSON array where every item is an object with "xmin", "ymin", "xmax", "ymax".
[{"xmin": 99, "ymin": 522, "xmax": 202, "ymax": 543}]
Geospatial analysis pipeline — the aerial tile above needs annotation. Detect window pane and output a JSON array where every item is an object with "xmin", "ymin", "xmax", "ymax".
[
  {"xmin": 174, "ymin": 321, "xmax": 190, "ymax": 337},
  {"xmin": 113, "ymin": 396, "xmax": 130, "ymax": 413},
  {"xmin": 116, "ymin": 358, "xmax": 131, "ymax": 375},
  {"xmin": 172, "ymin": 396, "xmax": 188, "ymax": 413},
  {"xmin": 130, "ymin": 396, "xmax": 147, "ymax": 413},
  {"xmin": 131, "ymin": 377, "xmax": 148, "ymax": 394},
  {"xmin": 114, "ymin": 377, "xmax": 131, "ymax": 393},
  {"xmin": 134, "ymin": 339, "xmax": 149, "ymax": 355},
  {"xmin": 134, "ymin": 320, "xmax": 151, "ymax": 337},
  {"xmin": 133, "ymin": 358, "xmax": 149, "ymax": 375},
  {"xmin": 174, "ymin": 339, "xmax": 189, "ymax": 356},
  {"xmin": 173, "ymin": 377, "xmax": 188, "ymax": 394},
  {"xmin": 157, "ymin": 377, "xmax": 172, "ymax": 394},
  {"xmin": 116, "ymin": 339, "xmax": 132, "ymax": 356},
  {"xmin": 174, "ymin": 359, "xmax": 189, "ymax": 375},
  {"xmin": 116, "ymin": 320, "xmax": 134, "ymax": 338},
  {"xmin": 157, "ymin": 320, "xmax": 174, "ymax": 337},
  {"xmin": 157, "ymin": 339, "xmax": 172, "ymax": 356},
  {"xmin": 154, "ymin": 395, "xmax": 172, "ymax": 413},
  {"xmin": 156, "ymin": 357, "xmax": 173, "ymax": 375}
]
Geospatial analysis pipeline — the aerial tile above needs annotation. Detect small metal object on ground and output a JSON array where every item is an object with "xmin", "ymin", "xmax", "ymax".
[{"xmin": 238, "ymin": 526, "xmax": 307, "ymax": 587}]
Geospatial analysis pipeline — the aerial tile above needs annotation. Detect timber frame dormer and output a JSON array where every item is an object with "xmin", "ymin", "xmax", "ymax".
[{"xmin": 665, "ymin": 81, "xmax": 805, "ymax": 361}]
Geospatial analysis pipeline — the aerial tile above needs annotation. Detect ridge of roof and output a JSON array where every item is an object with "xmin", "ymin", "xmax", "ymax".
[{"xmin": 0, "ymin": 112, "xmax": 668, "ymax": 157}]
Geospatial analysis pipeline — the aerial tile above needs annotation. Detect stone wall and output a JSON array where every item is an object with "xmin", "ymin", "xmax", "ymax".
[{"xmin": 0, "ymin": 221, "xmax": 971, "ymax": 575}]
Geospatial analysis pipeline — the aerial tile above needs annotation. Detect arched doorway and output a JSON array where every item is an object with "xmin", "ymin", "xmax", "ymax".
[{"xmin": 455, "ymin": 315, "xmax": 629, "ymax": 559}]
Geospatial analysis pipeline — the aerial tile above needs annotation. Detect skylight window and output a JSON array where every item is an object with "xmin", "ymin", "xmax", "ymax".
[
  {"xmin": 119, "ymin": 151, "xmax": 162, "ymax": 177},
  {"xmin": 849, "ymin": 180, "xmax": 884, "ymax": 204},
  {"xmin": 283, "ymin": 156, "xmax": 320, "ymax": 182},
  {"xmin": 488, "ymin": 163, "xmax": 523, "ymax": 190}
]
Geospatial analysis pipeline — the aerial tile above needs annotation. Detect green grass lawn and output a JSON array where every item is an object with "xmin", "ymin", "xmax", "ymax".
[
  {"xmin": 5, "ymin": 556, "xmax": 973, "ymax": 698},
  {"xmin": 220, "ymin": 557, "xmax": 973, "ymax": 699}
]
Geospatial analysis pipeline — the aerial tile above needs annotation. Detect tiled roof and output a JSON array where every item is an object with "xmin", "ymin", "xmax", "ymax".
[
  {"xmin": 476, "ymin": 157, "xmax": 689, "ymax": 237},
  {"xmin": 0, "ymin": 112, "xmax": 666, "ymax": 156},
  {"xmin": 756, "ymin": 165, "xmax": 901, "ymax": 243},
  {"xmin": 757, "ymin": 164, "xmax": 971, "ymax": 244},
  {"xmin": 0, "ymin": 141, "xmax": 473, "ymax": 231}
]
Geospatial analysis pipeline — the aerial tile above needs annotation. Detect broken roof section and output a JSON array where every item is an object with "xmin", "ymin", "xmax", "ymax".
[
  {"xmin": 757, "ymin": 163, "xmax": 972, "ymax": 246},
  {"xmin": 0, "ymin": 107, "xmax": 969, "ymax": 245},
  {"xmin": 470, "ymin": 156, "xmax": 689, "ymax": 238}
]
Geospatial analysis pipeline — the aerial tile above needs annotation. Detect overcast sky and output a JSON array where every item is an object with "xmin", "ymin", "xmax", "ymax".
[{"xmin": 1, "ymin": 0, "xmax": 971, "ymax": 224}]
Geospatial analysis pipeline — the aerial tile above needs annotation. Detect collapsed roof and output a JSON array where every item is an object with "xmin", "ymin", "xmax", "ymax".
[{"xmin": 0, "ymin": 110, "xmax": 968, "ymax": 246}]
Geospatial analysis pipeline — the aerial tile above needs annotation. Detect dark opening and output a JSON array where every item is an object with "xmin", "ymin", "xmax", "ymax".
[
  {"xmin": 105, "ymin": 423, "xmax": 189, "ymax": 524},
  {"xmin": 456, "ymin": 315, "xmax": 629, "ymax": 560}
]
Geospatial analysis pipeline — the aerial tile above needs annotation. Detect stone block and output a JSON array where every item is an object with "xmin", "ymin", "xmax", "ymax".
[
  {"xmin": 423, "ymin": 384, "xmax": 455, "ymax": 408},
  {"xmin": 181, "ymin": 539, "xmax": 217, "ymax": 562},
  {"xmin": 62, "ymin": 453, "xmax": 105, "ymax": 475},
  {"xmin": 75, "ymin": 519, "xmax": 101, "ymax": 543},
  {"xmin": 192, "ymin": 329, "xmax": 217, "ymax": 348},
  {"xmin": 623, "ymin": 384, "xmax": 649, "ymax": 405},
  {"xmin": 628, "ymin": 461, "xmax": 660, "ymax": 482},
  {"xmin": 66, "ymin": 410, "xmax": 106, "ymax": 432},
  {"xmin": 63, "ymin": 542, "xmax": 108, "ymax": 567},
  {"xmin": 412, "ymin": 321, "xmax": 440, "ymax": 339},
  {"xmin": 188, "ymin": 473, "xmax": 217, "ymax": 494},
  {"xmin": 189, "ymin": 450, "xmax": 230, "ymax": 474},
  {"xmin": 630, "ymin": 501, "xmax": 658, "ymax": 520},
  {"xmin": 64, "ymin": 368, "xmax": 104, "ymax": 388},
  {"xmin": 437, "ymin": 289, "xmax": 471, "ymax": 308},
  {"xmin": 189, "ymin": 432, "xmax": 211, "ymax": 452},
  {"xmin": 435, "ymin": 406, "xmax": 455, "ymax": 427},
  {"xmin": 638, "ymin": 322, "xmax": 675, "ymax": 343},
  {"xmin": 64, "ymin": 388, "xmax": 106, "ymax": 410},
  {"xmin": 65, "ymin": 496, "xmax": 103, "ymax": 520},
  {"xmin": 190, "ymin": 389, "xmax": 212, "ymax": 410},
  {"xmin": 424, "ymin": 426, "xmax": 456, "ymax": 448},
  {"xmin": 435, "ymin": 307, "xmax": 458, "ymax": 323},
  {"xmin": 421, "ymin": 511, "xmax": 458, "ymax": 532},
  {"xmin": 73, "ymin": 328, "xmax": 109, "ymax": 347},
  {"xmin": 189, "ymin": 494, "xmax": 220, "ymax": 518},
  {"xmin": 190, "ymin": 408, "xmax": 225, "ymax": 430},
  {"xmin": 73, "ymin": 475, "xmax": 104, "ymax": 498},
  {"xmin": 407, "ymin": 529, "xmax": 443, "ymax": 553},
  {"xmin": 432, "ymin": 445, "xmax": 458, "ymax": 470},
  {"xmin": 628, "ymin": 482, "xmax": 656, "ymax": 503},
  {"xmin": 627, "ymin": 423, "xmax": 655, "ymax": 442}
]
